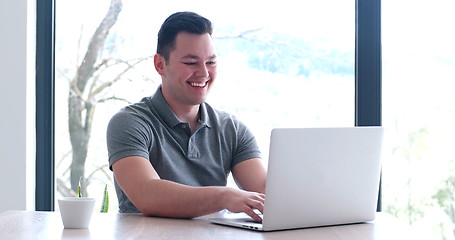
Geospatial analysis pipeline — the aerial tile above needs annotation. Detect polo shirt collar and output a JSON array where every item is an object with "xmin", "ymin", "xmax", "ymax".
[
  {"xmin": 198, "ymin": 102, "xmax": 211, "ymax": 128},
  {"xmin": 151, "ymin": 86, "xmax": 211, "ymax": 129}
]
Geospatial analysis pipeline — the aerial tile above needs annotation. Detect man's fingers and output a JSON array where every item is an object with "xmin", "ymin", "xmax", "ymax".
[
  {"xmin": 251, "ymin": 199, "xmax": 264, "ymax": 213},
  {"xmin": 244, "ymin": 207, "xmax": 263, "ymax": 223},
  {"xmin": 253, "ymin": 193, "xmax": 265, "ymax": 202},
  {"xmin": 224, "ymin": 189, "xmax": 266, "ymax": 222},
  {"xmin": 245, "ymin": 199, "xmax": 264, "ymax": 222}
]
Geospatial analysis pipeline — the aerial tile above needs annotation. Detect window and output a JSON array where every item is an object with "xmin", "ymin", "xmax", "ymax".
[
  {"xmin": 382, "ymin": 0, "xmax": 455, "ymax": 238},
  {"xmin": 39, "ymin": 0, "xmax": 379, "ymax": 215},
  {"xmin": 52, "ymin": 0, "xmax": 354, "ymax": 212}
]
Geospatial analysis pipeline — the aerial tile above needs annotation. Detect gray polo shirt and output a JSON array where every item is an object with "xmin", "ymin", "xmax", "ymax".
[{"xmin": 107, "ymin": 86, "xmax": 262, "ymax": 213}]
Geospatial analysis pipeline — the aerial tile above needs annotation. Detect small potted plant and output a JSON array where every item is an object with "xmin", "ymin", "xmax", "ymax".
[{"xmin": 58, "ymin": 177, "xmax": 109, "ymax": 228}]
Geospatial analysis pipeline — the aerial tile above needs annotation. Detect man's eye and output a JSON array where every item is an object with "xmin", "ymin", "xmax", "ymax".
[
  {"xmin": 183, "ymin": 62, "xmax": 196, "ymax": 65},
  {"xmin": 207, "ymin": 61, "xmax": 217, "ymax": 65}
]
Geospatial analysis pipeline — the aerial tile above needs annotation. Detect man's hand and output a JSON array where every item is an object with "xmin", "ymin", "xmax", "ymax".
[{"xmin": 221, "ymin": 188, "xmax": 265, "ymax": 222}]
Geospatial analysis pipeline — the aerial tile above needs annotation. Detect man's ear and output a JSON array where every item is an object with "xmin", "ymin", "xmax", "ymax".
[{"xmin": 154, "ymin": 53, "xmax": 166, "ymax": 77}]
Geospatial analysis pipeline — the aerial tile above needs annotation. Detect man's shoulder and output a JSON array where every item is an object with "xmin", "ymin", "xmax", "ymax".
[
  {"xmin": 120, "ymin": 97, "xmax": 154, "ymax": 115},
  {"xmin": 109, "ymin": 97, "xmax": 155, "ymax": 126},
  {"xmin": 202, "ymin": 102, "xmax": 246, "ymax": 131},
  {"xmin": 203, "ymin": 103, "xmax": 237, "ymax": 121}
]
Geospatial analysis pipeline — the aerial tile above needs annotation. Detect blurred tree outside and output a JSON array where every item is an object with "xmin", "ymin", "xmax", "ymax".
[
  {"xmin": 384, "ymin": 128, "xmax": 429, "ymax": 224},
  {"xmin": 433, "ymin": 169, "xmax": 455, "ymax": 237},
  {"xmin": 57, "ymin": 0, "xmax": 154, "ymax": 196}
]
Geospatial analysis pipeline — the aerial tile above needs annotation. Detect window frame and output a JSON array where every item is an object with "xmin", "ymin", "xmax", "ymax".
[
  {"xmin": 35, "ymin": 0, "xmax": 382, "ymax": 211},
  {"xmin": 355, "ymin": 0, "xmax": 382, "ymax": 211},
  {"xmin": 35, "ymin": 0, "xmax": 55, "ymax": 211}
]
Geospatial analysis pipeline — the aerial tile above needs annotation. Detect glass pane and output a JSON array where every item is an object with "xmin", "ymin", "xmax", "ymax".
[
  {"xmin": 382, "ymin": 0, "xmax": 455, "ymax": 238},
  {"xmin": 55, "ymin": 0, "xmax": 354, "ymax": 212}
]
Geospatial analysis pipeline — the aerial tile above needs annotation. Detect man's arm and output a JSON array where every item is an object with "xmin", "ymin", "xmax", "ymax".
[
  {"xmin": 112, "ymin": 156, "xmax": 265, "ymax": 222},
  {"xmin": 232, "ymin": 158, "xmax": 267, "ymax": 194}
]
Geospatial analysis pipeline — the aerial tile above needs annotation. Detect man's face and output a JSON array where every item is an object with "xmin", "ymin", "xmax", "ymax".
[{"xmin": 158, "ymin": 32, "xmax": 217, "ymax": 108}]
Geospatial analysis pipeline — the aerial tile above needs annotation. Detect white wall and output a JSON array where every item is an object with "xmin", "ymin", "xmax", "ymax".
[{"xmin": 0, "ymin": 0, "xmax": 36, "ymax": 212}]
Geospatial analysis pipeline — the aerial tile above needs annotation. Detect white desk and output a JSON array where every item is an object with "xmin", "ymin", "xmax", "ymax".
[{"xmin": 0, "ymin": 210, "xmax": 413, "ymax": 240}]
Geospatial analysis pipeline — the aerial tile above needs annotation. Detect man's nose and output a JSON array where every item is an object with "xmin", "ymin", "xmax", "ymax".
[{"xmin": 195, "ymin": 64, "xmax": 209, "ymax": 77}]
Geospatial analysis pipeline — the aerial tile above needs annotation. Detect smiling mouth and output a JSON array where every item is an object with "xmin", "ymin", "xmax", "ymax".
[{"xmin": 189, "ymin": 81, "xmax": 209, "ymax": 88}]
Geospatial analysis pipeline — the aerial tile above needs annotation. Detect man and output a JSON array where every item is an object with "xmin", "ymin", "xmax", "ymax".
[{"xmin": 107, "ymin": 12, "xmax": 266, "ymax": 222}]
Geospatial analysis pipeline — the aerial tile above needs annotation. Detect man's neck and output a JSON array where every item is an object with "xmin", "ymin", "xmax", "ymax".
[
  {"xmin": 167, "ymin": 101, "xmax": 200, "ymax": 131},
  {"xmin": 175, "ymin": 104, "xmax": 199, "ymax": 123},
  {"xmin": 160, "ymin": 86, "xmax": 201, "ymax": 131}
]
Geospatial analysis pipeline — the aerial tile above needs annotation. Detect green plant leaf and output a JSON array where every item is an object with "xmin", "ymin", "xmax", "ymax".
[
  {"xmin": 100, "ymin": 184, "xmax": 109, "ymax": 213},
  {"xmin": 78, "ymin": 176, "xmax": 82, "ymax": 197}
]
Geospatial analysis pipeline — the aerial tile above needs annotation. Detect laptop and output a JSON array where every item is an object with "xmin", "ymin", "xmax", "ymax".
[{"xmin": 209, "ymin": 127, "xmax": 384, "ymax": 231}]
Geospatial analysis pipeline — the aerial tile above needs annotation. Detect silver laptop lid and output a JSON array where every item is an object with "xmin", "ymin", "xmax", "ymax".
[{"xmin": 262, "ymin": 127, "xmax": 383, "ymax": 231}]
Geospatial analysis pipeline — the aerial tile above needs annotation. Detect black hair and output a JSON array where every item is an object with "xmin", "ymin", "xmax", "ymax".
[{"xmin": 157, "ymin": 12, "xmax": 213, "ymax": 62}]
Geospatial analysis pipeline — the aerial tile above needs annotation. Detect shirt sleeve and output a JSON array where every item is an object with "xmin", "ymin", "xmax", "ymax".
[
  {"xmin": 106, "ymin": 109, "xmax": 152, "ymax": 170},
  {"xmin": 230, "ymin": 117, "xmax": 263, "ymax": 168}
]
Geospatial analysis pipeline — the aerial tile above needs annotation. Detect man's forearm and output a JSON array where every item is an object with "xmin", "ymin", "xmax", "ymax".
[
  {"xmin": 131, "ymin": 179, "xmax": 226, "ymax": 218},
  {"xmin": 113, "ymin": 156, "xmax": 265, "ymax": 221}
]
